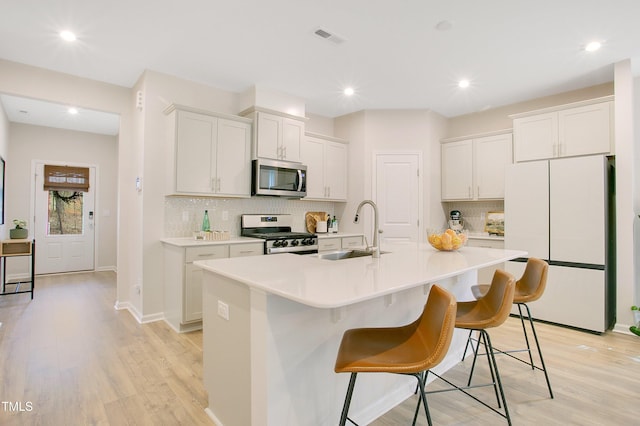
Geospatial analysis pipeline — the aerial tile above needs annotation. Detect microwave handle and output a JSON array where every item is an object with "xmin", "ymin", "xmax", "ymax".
[{"xmin": 297, "ymin": 169, "xmax": 303, "ymax": 192}]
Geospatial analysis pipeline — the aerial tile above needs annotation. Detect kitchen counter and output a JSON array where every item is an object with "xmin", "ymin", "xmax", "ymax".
[
  {"xmin": 467, "ymin": 232, "xmax": 505, "ymax": 241},
  {"xmin": 315, "ymin": 232, "xmax": 363, "ymax": 239},
  {"xmin": 195, "ymin": 244, "xmax": 524, "ymax": 308},
  {"xmin": 161, "ymin": 236, "xmax": 261, "ymax": 247},
  {"xmin": 196, "ymin": 244, "xmax": 526, "ymax": 426}
]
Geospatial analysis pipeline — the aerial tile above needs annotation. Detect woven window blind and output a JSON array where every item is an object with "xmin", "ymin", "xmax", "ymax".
[{"xmin": 43, "ymin": 165, "xmax": 90, "ymax": 192}]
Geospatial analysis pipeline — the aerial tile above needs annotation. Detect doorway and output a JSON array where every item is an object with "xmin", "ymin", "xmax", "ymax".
[
  {"xmin": 374, "ymin": 152, "xmax": 422, "ymax": 243},
  {"xmin": 33, "ymin": 162, "xmax": 96, "ymax": 274}
]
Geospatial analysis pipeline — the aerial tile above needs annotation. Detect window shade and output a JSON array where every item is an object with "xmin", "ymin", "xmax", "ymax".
[{"xmin": 44, "ymin": 165, "xmax": 90, "ymax": 192}]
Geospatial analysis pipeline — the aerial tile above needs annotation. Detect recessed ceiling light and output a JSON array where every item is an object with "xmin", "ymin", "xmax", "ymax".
[
  {"xmin": 68, "ymin": 107, "xmax": 79, "ymax": 115},
  {"xmin": 343, "ymin": 87, "xmax": 355, "ymax": 96},
  {"xmin": 59, "ymin": 30, "xmax": 77, "ymax": 42},
  {"xmin": 458, "ymin": 79, "xmax": 470, "ymax": 89},
  {"xmin": 585, "ymin": 41, "xmax": 602, "ymax": 52}
]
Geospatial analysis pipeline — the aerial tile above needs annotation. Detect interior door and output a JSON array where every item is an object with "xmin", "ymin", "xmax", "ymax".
[
  {"xmin": 375, "ymin": 153, "xmax": 420, "ymax": 243},
  {"xmin": 34, "ymin": 162, "xmax": 96, "ymax": 274}
]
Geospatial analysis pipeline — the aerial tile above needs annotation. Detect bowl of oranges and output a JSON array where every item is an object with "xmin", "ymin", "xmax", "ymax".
[{"xmin": 427, "ymin": 228, "xmax": 468, "ymax": 251}]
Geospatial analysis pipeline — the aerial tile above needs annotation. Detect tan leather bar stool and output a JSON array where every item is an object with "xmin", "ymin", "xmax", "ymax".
[
  {"xmin": 334, "ymin": 285, "xmax": 457, "ymax": 426},
  {"xmin": 432, "ymin": 269, "xmax": 516, "ymax": 425},
  {"xmin": 464, "ymin": 258, "xmax": 553, "ymax": 398}
]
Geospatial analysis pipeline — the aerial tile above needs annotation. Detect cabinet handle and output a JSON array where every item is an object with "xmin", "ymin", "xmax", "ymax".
[
  {"xmin": 328, "ymin": 186, "xmax": 331, "ymax": 197},
  {"xmin": 198, "ymin": 253, "xmax": 217, "ymax": 257},
  {"xmin": 468, "ymin": 187, "xmax": 471, "ymax": 198},
  {"xmin": 477, "ymin": 186, "xmax": 480, "ymax": 198},
  {"xmin": 217, "ymin": 177, "xmax": 221, "ymax": 192},
  {"xmin": 283, "ymin": 146, "xmax": 287, "ymax": 159},
  {"xmin": 211, "ymin": 178, "xmax": 216, "ymax": 191},
  {"xmin": 553, "ymin": 143, "xmax": 558, "ymax": 157}
]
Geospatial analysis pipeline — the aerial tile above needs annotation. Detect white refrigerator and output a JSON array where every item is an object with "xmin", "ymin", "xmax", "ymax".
[{"xmin": 504, "ymin": 155, "xmax": 615, "ymax": 333}]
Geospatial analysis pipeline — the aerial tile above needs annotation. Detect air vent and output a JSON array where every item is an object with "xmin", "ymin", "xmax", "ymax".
[{"xmin": 313, "ymin": 27, "xmax": 346, "ymax": 45}]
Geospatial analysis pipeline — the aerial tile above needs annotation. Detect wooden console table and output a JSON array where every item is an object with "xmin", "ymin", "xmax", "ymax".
[{"xmin": 0, "ymin": 239, "xmax": 35, "ymax": 299}]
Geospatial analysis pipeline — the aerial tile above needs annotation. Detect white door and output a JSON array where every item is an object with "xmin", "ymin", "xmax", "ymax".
[
  {"xmin": 375, "ymin": 153, "xmax": 420, "ymax": 243},
  {"xmin": 34, "ymin": 162, "xmax": 96, "ymax": 274}
]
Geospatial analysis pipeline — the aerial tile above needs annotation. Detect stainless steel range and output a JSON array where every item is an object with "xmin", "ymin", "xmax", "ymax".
[{"xmin": 241, "ymin": 214, "xmax": 318, "ymax": 255}]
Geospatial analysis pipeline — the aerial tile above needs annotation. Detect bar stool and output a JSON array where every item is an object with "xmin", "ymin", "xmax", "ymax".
[
  {"xmin": 435, "ymin": 269, "xmax": 516, "ymax": 425},
  {"xmin": 334, "ymin": 284, "xmax": 457, "ymax": 426},
  {"xmin": 465, "ymin": 258, "xmax": 553, "ymax": 398}
]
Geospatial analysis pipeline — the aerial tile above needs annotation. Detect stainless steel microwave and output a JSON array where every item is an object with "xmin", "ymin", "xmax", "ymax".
[{"xmin": 252, "ymin": 158, "xmax": 307, "ymax": 198}]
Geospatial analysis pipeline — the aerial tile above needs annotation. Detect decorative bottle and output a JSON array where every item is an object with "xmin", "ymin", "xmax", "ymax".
[
  {"xmin": 202, "ymin": 210, "xmax": 211, "ymax": 232},
  {"xmin": 332, "ymin": 215, "xmax": 338, "ymax": 233}
]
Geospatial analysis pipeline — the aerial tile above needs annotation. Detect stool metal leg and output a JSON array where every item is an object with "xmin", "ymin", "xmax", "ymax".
[
  {"xmin": 521, "ymin": 303, "xmax": 554, "ymax": 398},
  {"xmin": 483, "ymin": 330, "xmax": 512, "ymax": 426},
  {"xmin": 517, "ymin": 304, "xmax": 535, "ymax": 369},
  {"xmin": 412, "ymin": 371, "xmax": 433, "ymax": 426},
  {"xmin": 339, "ymin": 373, "xmax": 358, "ymax": 426}
]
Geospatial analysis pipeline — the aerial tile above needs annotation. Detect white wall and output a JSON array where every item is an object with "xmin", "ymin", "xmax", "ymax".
[
  {"xmin": 0, "ymin": 102, "xmax": 8, "ymax": 237},
  {"xmin": 334, "ymin": 109, "xmax": 448, "ymax": 240},
  {"xmin": 0, "ymin": 58, "xmax": 133, "ymax": 307},
  {"xmin": 7, "ymin": 123, "xmax": 118, "ymax": 271}
]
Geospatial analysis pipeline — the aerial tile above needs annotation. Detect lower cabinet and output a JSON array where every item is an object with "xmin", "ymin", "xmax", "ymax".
[
  {"xmin": 318, "ymin": 235, "xmax": 364, "ymax": 252},
  {"xmin": 163, "ymin": 242, "xmax": 263, "ymax": 332}
]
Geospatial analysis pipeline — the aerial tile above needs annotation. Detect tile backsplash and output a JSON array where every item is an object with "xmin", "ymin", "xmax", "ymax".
[
  {"xmin": 441, "ymin": 200, "xmax": 504, "ymax": 234},
  {"xmin": 165, "ymin": 196, "xmax": 337, "ymax": 237}
]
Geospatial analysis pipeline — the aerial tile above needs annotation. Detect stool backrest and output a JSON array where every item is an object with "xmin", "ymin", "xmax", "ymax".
[
  {"xmin": 478, "ymin": 269, "xmax": 516, "ymax": 328},
  {"xmin": 415, "ymin": 285, "xmax": 457, "ymax": 369},
  {"xmin": 516, "ymin": 258, "xmax": 549, "ymax": 303}
]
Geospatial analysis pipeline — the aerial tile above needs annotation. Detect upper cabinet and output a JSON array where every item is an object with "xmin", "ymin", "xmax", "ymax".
[
  {"xmin": 165, "ymin": 105, "xmax": 252, "ymax": 197},
  {"xmin": 241, "ymin": 108, "xmax": 306, "ymax": 162},
  {"xmin": 511, "ymin": 97, "xmax": 613, "ymax": 162},
  {"xmin": 441, "ymin": 132, "xmax": 513, "ymax": 201},
  {"xmin": 301, "ymin": 133, "xmax": 348, "ymax": 201}
]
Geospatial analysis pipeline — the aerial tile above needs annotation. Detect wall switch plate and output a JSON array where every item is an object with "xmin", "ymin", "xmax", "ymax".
[{"xmin": 217, "ymin": 301, "xmax": 229, "ymax": 320}]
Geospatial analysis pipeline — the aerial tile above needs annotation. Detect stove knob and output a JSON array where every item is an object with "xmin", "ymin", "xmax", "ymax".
[
  {"xmin": 272, "ymin": 240, "xmax": 282, "ymax": 248},
  {"xmin": 309, "ymin": 238, "xmax": 316, "ymax": 245},
  {"xmin": 291, "ymin": 240, "xmax": 299, "ymax": 246},
  {"xmin": 281, "ymin": 240, "xmax": 289, "ymax": 247},
  {"xmin": 301, "ymin": 238, "xmax": 309, "ymax": 245}
]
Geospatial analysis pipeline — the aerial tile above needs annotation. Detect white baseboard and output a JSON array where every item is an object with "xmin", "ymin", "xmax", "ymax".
[
  {"xmin": 164, "ymin": 319, "xmax": 202, "ymax": 334},
  {"xmin": 205, "ymin": 407, "xmax": 224, "ymax": 426},
  {"xmin": 613, "ymin": 323, "xmax": 635, "ymax": 335},
  {"xmin": 96, "ymin": 265, "xmax": 117, "ymax": 273},
  {"xmin": 114, "ymin": 301, "xmax": 164, "ymax": 325}
]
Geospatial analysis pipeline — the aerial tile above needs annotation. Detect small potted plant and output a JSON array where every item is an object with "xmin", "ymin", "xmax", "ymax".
[
  {"xmin": 10, "ymin": 219, "xmax": 28, "ymax": 239},
  {"xmin": 630, "ymin": 306, "xmax": 640, "ymax": 337}
]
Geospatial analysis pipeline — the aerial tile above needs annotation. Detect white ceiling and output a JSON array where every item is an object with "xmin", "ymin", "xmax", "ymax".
[{"xmin": 1, "ymin": 0, "xmax": 639, "ymax": 134}]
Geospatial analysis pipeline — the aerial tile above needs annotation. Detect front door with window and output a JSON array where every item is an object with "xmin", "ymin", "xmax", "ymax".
[{"xmin": 34, "ymin": 162, "xmax": 95, "ymax": 274}]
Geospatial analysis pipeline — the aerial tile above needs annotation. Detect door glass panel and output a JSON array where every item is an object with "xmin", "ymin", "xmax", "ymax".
[{"xmin": 48, "ymin": 190, "xmax": 83, "ymax": 235}]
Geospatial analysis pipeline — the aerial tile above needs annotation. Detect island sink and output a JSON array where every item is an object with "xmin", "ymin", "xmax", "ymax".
[{"xmin": 316, "ymin": 249, "xmax": 388, "ymax": 261}]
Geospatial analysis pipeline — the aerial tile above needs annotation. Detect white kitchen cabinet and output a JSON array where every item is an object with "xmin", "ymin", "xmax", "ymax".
[
  {"xmin": 317, "ymin": 235, "xmax": 364, "ymax": 252},
  {"xmin": 163, "ymin": 243, "xmax": 229, "ymax": 332},
  {"xmin": 229, "ymin": 242, "xmax": 264, "ymax": 257},
  {"xmin": 244, "ymin": 109, "xmax": 305, "ymax": 162},
  {"xmin": 441, "ymin": 132, "xmax": 512, "ymax": 201},
  {"xmin": 301, "ymin": 133, "xmax": 348, "ymax": 201},
  {"xmin": 512, "ymin": 98, "xmax": 613, "ymax": 162},
  {"xmin": 166, "ymin": 105, "xmax": 252, "ymax": 197}
]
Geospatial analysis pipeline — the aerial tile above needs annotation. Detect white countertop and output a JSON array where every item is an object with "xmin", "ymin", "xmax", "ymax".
[
  {"xmin": 161, "ymin": 236, "xmax": 262, "ymax": 247},
  {"xmin": 467, "ymin": 232, "xmax": 504, "ymax": 241},
  {"xmin": 315, "ymin": 232, "xmax": 363, "ymax": 239},
  {"xmin": 194, "ymin": 243, "xmax": 526, "ymax": 309}
]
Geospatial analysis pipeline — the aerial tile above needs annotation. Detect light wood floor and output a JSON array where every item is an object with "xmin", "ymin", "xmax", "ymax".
[{"xmin": 0, "ymin": 272, "xmax": 638, "ymax": 425}]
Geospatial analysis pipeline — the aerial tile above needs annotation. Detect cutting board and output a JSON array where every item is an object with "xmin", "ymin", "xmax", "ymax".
[{"xmin": 305, "ymin": 212, "xmax": 329, "ymax": 233}]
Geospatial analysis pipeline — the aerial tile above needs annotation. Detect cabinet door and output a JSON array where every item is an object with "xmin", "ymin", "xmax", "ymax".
[
  {"xmin": 184, "ymin": 263, "xmax": 204, "ymax": 323},
  {"xmin": 441, "ymin": 140, "xmax": 473, "ymax": 200},
  {"xmin": 175, "ymin": 111, "xmax": 216, "ymax": 193},
  {"xmin": 513, "ymin": 112, "xmax": 557, "ymax": 162},
  {"xmin": 549, "ymin": 156, "xmax": 605, "ymax": 264},
  {"xmin": 558, "ymin": 102, "xmax": 612, "ymax": 157},
  {"xmin": 324, "ymin": 141, "xmax": 347, "ymax": 200},
  {"xmin": 341, "ymin": 236, "xmax": 363, "ymax": 249},
  {"xmin": 216, "ymin": 118, "xmax": 251, "ymax": 196},
  {"xmin": 474, "ymin": 133, "xmax": 512, "ymax": 199},
  {"xmin": 318, "ymin": 238, "xmax": 341, "ymax": 252},
  {"xmin": 301, "ymin": 136, "xmax": 326, "ymax": 198},
  {"xmin": 256, "ymin": 113, "xmax": 281, "ymax": 159},
  {"xmin": 282, "ymin": 118, "xmax": 303, "ymax": 162}
]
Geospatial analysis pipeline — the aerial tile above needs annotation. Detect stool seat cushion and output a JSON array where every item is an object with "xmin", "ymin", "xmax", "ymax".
[
  {"xmin": 456, "ymin": 270, "xmax": 515, "ymax": 330},
  {"xmin": 471, "ymin": 258, "xmax": 548, "ymax": 304},
  {"xmin": 335, "ymin": 285, "xmax": 456, "ymax": 375}
]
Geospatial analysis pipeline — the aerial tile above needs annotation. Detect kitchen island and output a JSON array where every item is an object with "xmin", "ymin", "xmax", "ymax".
[{"xmin": 195, "ymin": 244, "xmax": 526, "ymax": 426}]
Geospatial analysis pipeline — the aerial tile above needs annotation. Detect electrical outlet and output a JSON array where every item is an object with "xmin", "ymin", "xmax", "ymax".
[{"xmin": 217, "ymin": 301, "xmax": 229, "ymax": 320}]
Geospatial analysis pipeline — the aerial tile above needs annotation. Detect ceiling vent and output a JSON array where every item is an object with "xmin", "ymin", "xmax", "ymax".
[{"xmin": 313, "ymin": 27, "xmax": 346, "ymax": 45}]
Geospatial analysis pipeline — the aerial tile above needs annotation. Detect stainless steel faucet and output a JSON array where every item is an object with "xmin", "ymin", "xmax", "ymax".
[{"xmin": 354, "ymin": 200, "xmax": 380, "ymax": 258}]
